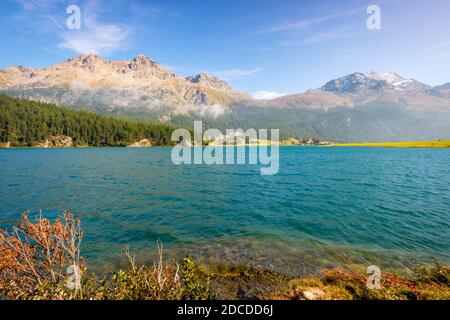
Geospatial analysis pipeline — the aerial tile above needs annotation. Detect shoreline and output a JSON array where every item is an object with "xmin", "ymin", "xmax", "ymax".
[
  {"xmin": 2, "ymin": 141, "xmax": 450, "ymax": 149},
  {"xmin": 2, "ymin": 138, "xmax": 450, "ymax": 149},
  {"xmin": 331, "ymin": 140, "xmax": 450, "ymax": 148},
  {"xmin": 3, "ymin": 250, "xmax": 449, "ymax": 300},
  {"xmin": 1, "ymin": 213, "xmax": 449, "ymax": 300},
  {"xmin": 204, "ymin": 262, "xmax": 450, "ymax": 300}
]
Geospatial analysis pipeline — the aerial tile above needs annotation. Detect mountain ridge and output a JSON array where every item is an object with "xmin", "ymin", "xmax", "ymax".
[
  {"xmin": 1, "ymin": 55, "xmax": 450, "ymax": 142},
  {"xmin": 1, "ymin": 55, "xmax": 449, "ymax": 113},
  {"xmin": 0, "ymin": 54, "xmax": 251, "ymax": 115},
  {"xmin": 264, "ymin": 71, "xmax": 450, "ymax": 110},
  {"xmin": 1, "ymin": 55, "xmax": 450, "ymax": 135}
]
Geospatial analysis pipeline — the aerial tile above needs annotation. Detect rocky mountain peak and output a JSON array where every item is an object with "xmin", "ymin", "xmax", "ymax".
[
  {"xmin": 186, "ymin": 72, "xmax": 207, "ymax": 83},
  {"xmin": 0, "ymin": 54, "xmax": 251, "ymax": 109},
  {"xmin": 186, "ymin": 73, "xmax": 232, "ymax": 92},
  {"xmin": 133, "ymin": 54, "xmax": 152, "ymax": 62},
  {"xmin": 129, "ymin": 54, "xmax": 157, "ymax": 69},
  {"xmin": 73, "ymin": 53, "xmax": 101, "ymax": 61},
  {"xmin": 3, "ymin": 65, "xmax": 33, "ymax": 73},
  {"xmin": 434, "ymin": 82, "xmax": 450, "ymax": 91},
  {"xmin": 321, "ymin": 71, "xmax": 429, "ymax": 94},
  {"xmin": 62, "ymin": 54, "xmax": 104, "ymax": 72},
  {"xmin": 432, "ymin": 82, "xmax": 450, "ymax": 99},
  {"xmin": 321, "ymin": 72, "xmax": 382, "ymax": 93},
  {"xmin": 126, "ymin": 54, "xmax": 177, "ymax": 80},
  {"xmin": 64, "ymin": 54, "xmax": 103, "ymax": 66}
]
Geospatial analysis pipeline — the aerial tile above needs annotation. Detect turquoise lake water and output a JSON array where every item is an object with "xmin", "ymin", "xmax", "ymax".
[{"xmin": 0, "ymin": 147, "xmax": 449, "ymax": 275}]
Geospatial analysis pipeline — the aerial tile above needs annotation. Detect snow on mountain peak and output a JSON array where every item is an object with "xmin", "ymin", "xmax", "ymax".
[{"xmin": 321, "ymin": 71, "xmax": 429, "ymax": 93}]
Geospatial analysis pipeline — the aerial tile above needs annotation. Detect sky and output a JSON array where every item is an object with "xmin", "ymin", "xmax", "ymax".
[{"xmin": 1, "ymin": 0, "xmax": 449, "ymax": 97}]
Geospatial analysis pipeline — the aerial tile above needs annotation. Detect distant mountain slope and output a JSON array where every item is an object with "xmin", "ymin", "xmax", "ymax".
[
  {"xmin": 433, "ymin": 82, "xmax": 450, "ymax": 91},
  {"xmin": 1, "ymin": 55, "xmax": 449, "ymax": 113},
  {"xmin": 264, "ymin": 72, "xmax": 450, "ymax": 110},
  {"xmin": 166, "ymin": 102, "xmax": 450, "ymax": 142},
  {"xmin": 260, "ymin": 89, "xmax": 351, "ymax": 109},
  {"xmin": 0, "ymin": 94, "xmax": 173, "ymax": 147},
  {"xmin": 1, "ymin": 55, "xmax": 450, "ymax": 142},
  {"xmin": 433, "ymin": 82, "xmax": 450, "ymax": 99},
  {"xmin": 0, "ymin": 54, "xmax": 251, "ymax": 116},
  {"xmin": 322, "ymin": 72, "xmax": 430, "ymax": 93}
]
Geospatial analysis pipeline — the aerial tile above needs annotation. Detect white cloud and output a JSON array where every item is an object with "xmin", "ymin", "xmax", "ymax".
[
  {"xmin": 172, "ymin": 104, "xmax": 227, "ymax": 118},
  {"xmin": 59, "ymin": 19, "xmax": 130, "ymax": 55},
  {"xmin": 162, "ymin": 65, "xmax": 262, "ymax": 80},
  {"xmin": 197, "ymin": 104, "xmax": 226, "ymax": 118},
  {"xmin": 302, "ymin": 29, "xmax": 354, "ymax": 45},
  {"xmin": 280, "ymin": 27, "xmax": 355, "ymax": 47},
  {"xmin": 58, "ymin": 0, "xmax": 130, "ymax": 56},
  {"xmin": 419, "ymin": 40, "xmax": 450, "ymax": 55},
  {"xmin": 13, "ymin": 0, "xmax": 64, "ymax": 12},
  {"xmin": 259, "ymin": 7, "xmax": 363, "ymax": 33},
  {"xmin": 11, "ymin": 0, "xmax": 132, "ymax": 56},
  {"xmin": 69, "ymin": 79, "xmax": 86, "ymax": 90},
  {"xmin": 252, "ymin": 91, "xmax": 286, "ymax": 100},
  {"xmin": 207, "ymin": 68, "xmax": 263, "ymax": 80},
  {"xmin": 262, "ymin": 15, "xmax": 337, "ymax": 33}
]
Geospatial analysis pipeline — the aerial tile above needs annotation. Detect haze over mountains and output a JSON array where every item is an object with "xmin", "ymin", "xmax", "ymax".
[
  {"xmin": 265, "ymin": 72, "xmax": 450, "ymax": 110},
  {"xmin": 0, "ymin": 54, "xmax": 250, "ymax": 116},
  {"xmin": 1, "ymin": 54, "xmax": 450, "ymax": 142}
]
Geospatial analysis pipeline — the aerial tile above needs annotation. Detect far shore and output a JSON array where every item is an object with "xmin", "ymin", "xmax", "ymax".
[
  {"xmin": 1, "ymin": 139, "xmax": 450, "ymax": 149},
  {"xmin": 1, "ymin": 212, "xmax": 449, "ymax": 300},
  {"xmin": 331, "ymin": 140, "xmax": 450, "ymax": 148}
]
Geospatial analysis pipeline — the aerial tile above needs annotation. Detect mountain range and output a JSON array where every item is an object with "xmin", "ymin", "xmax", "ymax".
[
  {"xmin": 262, "ymin": 72, "xmax": 450, "ymax": 110},
  {"xmin": 1, "ymin": 54, "xmax": 450, "ymax": 142}
]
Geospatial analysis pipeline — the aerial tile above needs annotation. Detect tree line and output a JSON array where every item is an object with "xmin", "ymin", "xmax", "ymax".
[{"xmin": 0, "ymin": 94, "xmax": 174, "ymax": 147}]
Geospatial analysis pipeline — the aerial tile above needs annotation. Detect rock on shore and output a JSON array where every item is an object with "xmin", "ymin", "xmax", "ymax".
[
  {"xmin": 36, "ymin": 135, "xmax": 73, "ymax": 148},
  {"xmin": 127, "ymin": 139, "xmax": 153, "ymax": 147}
]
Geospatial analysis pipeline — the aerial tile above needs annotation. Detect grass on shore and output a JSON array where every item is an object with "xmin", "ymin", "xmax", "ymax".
[
  {"xmin": 268, "ymin": 265, "xmax": 450, "ymax": 300},
  {"xmin": 1, "ymin": 213, "xmax": 449, "ymax": 300},
  {"xmin": 333, "ymin": 140, "xmax": 450, "ymax": 148}
]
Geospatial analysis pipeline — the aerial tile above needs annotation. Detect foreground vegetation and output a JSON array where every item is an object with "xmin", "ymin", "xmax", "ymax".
[
  {"xmin": 333, "ymin": 140, "xmax": 450, "ymax": 148},
  {"xmin": 1, "ymin": 213, "xmax": 449, "ymax": 300},
  {"xmin": 0, "ymin": 94, "xmax": 174, "ymax": 147}
]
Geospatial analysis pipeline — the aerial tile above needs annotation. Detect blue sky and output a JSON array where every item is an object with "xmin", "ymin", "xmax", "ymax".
[{"xmin": 1, "ymin": 0, "xmax": 449, "ymax": 97}]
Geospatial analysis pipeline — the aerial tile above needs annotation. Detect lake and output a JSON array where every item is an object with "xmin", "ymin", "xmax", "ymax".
[{"xmin": 0, "ymin": 147, "xmax": 449, "ymax": 275}]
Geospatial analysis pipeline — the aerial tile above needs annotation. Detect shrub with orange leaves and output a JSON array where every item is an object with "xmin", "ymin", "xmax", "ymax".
[
  {"xmin": 0, "ymin": 212, "xmax": 84, "ymax": 298},
  {"xmin": 1, "ymin": 213, "xmax": 447, "ymax": 300}
]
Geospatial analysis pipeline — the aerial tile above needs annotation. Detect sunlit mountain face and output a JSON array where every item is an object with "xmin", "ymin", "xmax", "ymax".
[{"xmin": 1, "ymin": 54, "xmax": 450, "ymax": 143}]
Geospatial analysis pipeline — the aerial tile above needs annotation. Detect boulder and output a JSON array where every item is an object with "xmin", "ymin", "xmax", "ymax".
[
  {"xmin": 301, "ymin": 288, "xmax": 325, "ymax": 300},
  {"xmin": 36, "ymin": 135, "xmax": 73, "ymax": 148},
  {"xmin": 36, "ymin": 139, "xmax": 50, "ymax": 148},
  {"xmin": 127, "ymin": 139, "xmax": 153, "ymax": 147}
]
